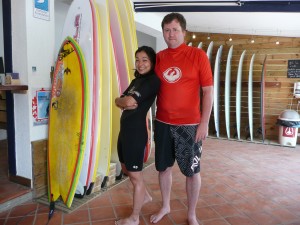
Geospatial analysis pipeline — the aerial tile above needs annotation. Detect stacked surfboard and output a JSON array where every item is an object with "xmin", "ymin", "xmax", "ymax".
[
  {"xmin": 208, "ymin": 43, "xmax": 264, "ymax": 142},
  {"xmin": 47, "ymin": 0, "xmax": 151, "ymax": 208}
]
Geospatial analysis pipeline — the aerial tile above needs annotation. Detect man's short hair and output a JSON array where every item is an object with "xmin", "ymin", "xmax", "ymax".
[{"xmin": 161, "ymin": 12, "xmax": 187, "ymax": 31}]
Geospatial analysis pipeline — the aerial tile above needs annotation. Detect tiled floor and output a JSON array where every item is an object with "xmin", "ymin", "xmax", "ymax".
[{"xmin": 1, "ymin": 138, "xmax": 300, "ymax": 225}]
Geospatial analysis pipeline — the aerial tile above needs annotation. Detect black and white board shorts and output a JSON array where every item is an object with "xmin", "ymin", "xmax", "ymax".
[{"xmin": 154, "ymin": 120, "xmax": 202, "ymax": 177}]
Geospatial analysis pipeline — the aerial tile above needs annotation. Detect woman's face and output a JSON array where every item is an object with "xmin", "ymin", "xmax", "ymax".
[{"xmin": 135, "ymin": 51, "xmax": 152, "ymax": 75}]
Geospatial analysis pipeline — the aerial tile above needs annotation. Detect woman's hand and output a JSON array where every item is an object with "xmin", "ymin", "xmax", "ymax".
[{"xmin": 115, "ymin": 96, "xmax": 138, "ymax": 110}]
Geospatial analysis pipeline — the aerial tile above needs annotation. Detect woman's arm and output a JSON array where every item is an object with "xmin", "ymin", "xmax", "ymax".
[{"xmin": 115, "ymin": 96, "xmax": 138, "ymax": 110}]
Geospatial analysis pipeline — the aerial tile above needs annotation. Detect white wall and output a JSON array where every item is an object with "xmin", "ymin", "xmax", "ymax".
[
  {"xmin": 135, "ymin": 13, "xmax": 166, "ymax": 52},
  {"xmin": 54, "ymin": 1, "xmax": 70, "ymax": 57},
  {"xmin": 11, "ymin": 0, "xmax": 55, "ymax": 180},
  {"xmin": 137, "ymin": 30, "xmax": 156, "ymax": 49}
]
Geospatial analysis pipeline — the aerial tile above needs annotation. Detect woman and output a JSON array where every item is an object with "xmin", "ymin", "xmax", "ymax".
[{"xmin": 115, "ymin": 46, "xmax": 160, "ymax": 225}]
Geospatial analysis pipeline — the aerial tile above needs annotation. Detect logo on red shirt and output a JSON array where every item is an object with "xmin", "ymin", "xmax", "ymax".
[{"xmin": 163, "ymin": 67, "xmax": 182, "ymax": 83}]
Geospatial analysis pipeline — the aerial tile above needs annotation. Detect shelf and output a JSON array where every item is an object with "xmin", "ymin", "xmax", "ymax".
[{"xmin": 0, "ymin": 85, "xmax": 28, "ymax": 91}]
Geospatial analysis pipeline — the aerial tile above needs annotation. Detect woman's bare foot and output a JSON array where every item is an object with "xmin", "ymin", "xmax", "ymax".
[
  {"xmin": 115, "ymin": 217, "xmax": 139, "ymax": 225},
  {"xmin": 150, "ymin": 207, "xmax": 170, "ymax": 224},
  {"xmin": 188, "ymin": 216, "xmax": 199, "ymax": 225}
]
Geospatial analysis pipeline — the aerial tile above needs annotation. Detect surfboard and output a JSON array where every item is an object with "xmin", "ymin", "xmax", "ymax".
[
  {"xmin": 248, "ymin": 54, "xmax": 255, "ymax": 142},
  {"xmin": 61, "ymin": 0, "xmax": 96, "ymax": 197},
  {"xmin": 235, "ymin": 50, "xmax": 246, "ymax": 140},
  {"xmin": 124, "ymin": 0, "xmax": 138, "ymax": 50},
  {"xmin": 225, "ymin": 45, "xmax": 233, "ymax": 139},
  {"xmin": 198, "ymin": 42, "xmax": 203, "ymax": 49},
  {"xmin": 48, "ymin": 37, "xmax": 89, "ymax": 208},
  {"xmin": 94, "ymin": 0, "xmax": 112, "ymax": 188},
  {"xmin": 85, "ymin": 0, "xmax": 103, "ymax": 195},
  {"xmin": 110, "ymin": 35, "xmax": 122, "ymax": 179},
  {"xmin": 261, "ymin": 55, "xmax": 267, "ymax": 143},
  {"xmin": 115, "ymin": 0, "xmax": 137, "ymax": 80},
  {"xmin": 206, "ymin": 41, "xmax": 214, "ymax": 64},
  {"xmin": 213, "ymin": 45, "xmax": 223, "ymax": 138},
  {"xmin": 144, "ymin": 109, "xmax": 152, "ymax": 162},
  {"xmin": 108, "ymin": 0, "xmax": 131, "ymax": 179},
  {"xmin": 108, "ymin": 0, "xmax": 130, "ymax": 93}
]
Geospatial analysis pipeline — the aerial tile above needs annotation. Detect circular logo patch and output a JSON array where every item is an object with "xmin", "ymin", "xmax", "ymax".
[{"xmin": 163, "ymin": 67, "xmax": 182, "ymax": 83}]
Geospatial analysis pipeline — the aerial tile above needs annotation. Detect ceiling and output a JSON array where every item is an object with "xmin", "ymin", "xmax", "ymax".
[
  {"xmin": 133, "ymin": 0, "xmax": 300, "ymax": 37},
  {"xmin": 58, "ymin": 0, "xmax": 300, "ymax": 37}
]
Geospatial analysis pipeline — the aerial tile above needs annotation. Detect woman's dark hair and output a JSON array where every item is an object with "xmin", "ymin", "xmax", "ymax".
[
  {"xmin": 161, "ymin": 12, "xmax": 186, "ymax": 31},
  {"xmin": 134, "ymin": 46, "xmax": 156, "ymax": 77}
]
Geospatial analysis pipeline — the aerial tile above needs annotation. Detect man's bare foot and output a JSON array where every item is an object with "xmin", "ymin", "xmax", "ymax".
[
  {"xmin": 150, "ymin": 207, "xmax": 170, "ymax": 223},
  {"xmin": 188, "ymin": 217, "xmax": 199, "ymax": 225},
  {"xmin": 115, "ymin": 217, "xmax": 139, "ymax": 225}
]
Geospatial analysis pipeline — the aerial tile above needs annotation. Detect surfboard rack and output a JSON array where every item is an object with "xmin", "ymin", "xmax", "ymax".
[{"xmin": 219, "ymin": 81, "xmax": 281, "ymax": 88}]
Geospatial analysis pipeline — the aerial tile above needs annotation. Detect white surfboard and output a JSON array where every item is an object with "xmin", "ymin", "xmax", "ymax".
[
  {"xmin": 61, "ymin": 0, "xmax": 96, "ymax": 197},
  {"xmin": 213, "ymin": 45, "xmax": 223, "ymax": 138},
  {"xmin": 93, "ymin": 0, "xmax": 112, "ymax": 189},
  {"xmin": 236, "ymin": 50, "xmax": 246, "ymax": 140},
  {"xmin": 248, "ymin": 54, "xmax": 255, "ymax": 142},
  {"xmin": 225, "ymin": 45, "xmax": 233, "ymax": 139},
  {"xmin": 197, "ymin": 42, "xmax": 203, "ymax": 49},
  {"xmin": 206, "ymin": 41, "xmax": 214, "ymax": 64},
  {"xmin": 84, "ymin": 0, "xmax": 102, "ymax": 195}
]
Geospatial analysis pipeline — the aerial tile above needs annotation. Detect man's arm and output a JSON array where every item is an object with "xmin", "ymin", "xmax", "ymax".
[
  {"xmin": 115, "ymin": 96, "xmax": 138, "ymax": 110},
  {"xmin": 195, "ymin": 85, "xmax": 213, "ymax": 142}
]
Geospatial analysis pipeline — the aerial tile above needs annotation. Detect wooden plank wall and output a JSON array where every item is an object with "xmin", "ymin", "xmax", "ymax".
[
  {"xmin": 0, "ymin": 91, "xmax": 6, "ymax": 127},
  {"xmin": 186, "ymin": 32, "xmax": 300, "ymax": 144}
]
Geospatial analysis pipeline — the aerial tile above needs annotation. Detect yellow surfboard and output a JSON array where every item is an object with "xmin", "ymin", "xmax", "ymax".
[{"xmin": 48, "ymin": 37, "xmax": 89, "ymax": 208}]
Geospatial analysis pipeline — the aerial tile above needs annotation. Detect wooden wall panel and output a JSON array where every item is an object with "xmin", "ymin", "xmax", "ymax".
[{"xmin": 187, "ymin": 32, "xmax": 300, "ymax": 144}]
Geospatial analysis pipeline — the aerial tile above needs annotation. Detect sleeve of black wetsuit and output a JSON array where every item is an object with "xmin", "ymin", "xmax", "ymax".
[
  {"xmin": 121, "ymin": 79, "xmax": 135, "ymax": 97},
  {"xmin": 129, "ymin": 75, "xmax": 160, "ymax": 104}
]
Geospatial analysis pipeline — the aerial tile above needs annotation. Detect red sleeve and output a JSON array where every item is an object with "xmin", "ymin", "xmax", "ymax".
[{"xmin": 198, "ymin": 50, "xmax": 213, "ymax": 87}]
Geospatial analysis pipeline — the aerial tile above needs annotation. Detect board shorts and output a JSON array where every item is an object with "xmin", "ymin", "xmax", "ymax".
[
  {"xmin": 117, "ymin": 126, "xmax": 147, "ymax": 172},
  {"xmin": 154, "ymin": 120, "xmax": 202, "ymax": 177}
]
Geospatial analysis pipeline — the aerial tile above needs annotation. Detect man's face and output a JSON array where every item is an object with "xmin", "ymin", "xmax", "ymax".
[{"xmin": 163, "ymin": 19, "xmax": 186, "ymax": 49}]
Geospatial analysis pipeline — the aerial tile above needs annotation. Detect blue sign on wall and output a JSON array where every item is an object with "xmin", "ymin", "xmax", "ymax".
[{"xmin": 33, "ymin": 0, "xmax": 50, "ymax": 21}]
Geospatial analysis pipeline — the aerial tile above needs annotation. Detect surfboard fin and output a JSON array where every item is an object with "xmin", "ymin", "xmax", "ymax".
[
  {"xmin": 101, "ymin": 176, "xmax": 108, "ymax": 188},
  {"xmin": 116, "ymin": 170, "xmax": 123, "ymax": 181},
  {"xmin": 74, "ymin": 186, "xmax": 87, "ymax": 199},
  {"xmin": 48, "ymin": 201, "xmax": 55, "ymax": 222},
  {"xmin": 86, "ymin": 182, "xmax": 94, "ymax": 195}
]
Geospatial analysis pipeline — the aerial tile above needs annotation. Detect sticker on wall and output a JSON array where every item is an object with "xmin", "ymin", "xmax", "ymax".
[
  {"xmin": 32, "ymin": 88, "xmax": 51, "ymax": 126},
  {"xmin": 33, "ymin": 0, "xmax": 50, "ymax": 21}
]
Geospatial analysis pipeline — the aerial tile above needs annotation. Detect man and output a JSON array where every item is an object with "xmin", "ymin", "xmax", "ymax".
[{"xmin": 150, "ymin": 13, "xmax": 213, "ymax": 225}]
